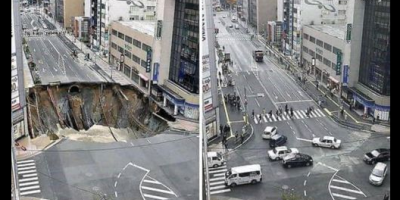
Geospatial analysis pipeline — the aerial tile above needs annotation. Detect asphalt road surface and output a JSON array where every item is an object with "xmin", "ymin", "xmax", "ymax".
[
  {"xmin": 27, "ymin": 35, "xmax": 107, "ymax": 84},
  {"xmin": 210, "ymin": 11, "xmax": 390, "ymax": 200},
  {"xmin": 26, "ymin": 132, "xmax": 199, "ymax": 200}
]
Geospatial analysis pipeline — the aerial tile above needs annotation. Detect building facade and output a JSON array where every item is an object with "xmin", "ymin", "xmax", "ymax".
[
  {"xmin": 246, "ymin": 0, "xmax": 277, "ymax": 34},
  {"xmin": 110, "ymin": 21, "xmax": 155, "ymax": 92},
  {"xmin": 267, "ymin": 21, "xmax": 282, "ymax": 47},
  {"xmin": 73, "ymin": 16, "xmax": 90, "ymax": 43}
]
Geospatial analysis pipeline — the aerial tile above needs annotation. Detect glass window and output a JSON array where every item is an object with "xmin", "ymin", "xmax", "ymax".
[
  {"xmin": 303, "ymin": 46, "xmax": 309, "ymax": 53},
  {"xmin": 133, "ymin": 39, "xmax": 142, "ymax": 48},
  {"xmin": 112, "ymin": 29, "xmax": 117, "ymax": 36},
  {"xmin": 316, "ymin": 39, "xmax": 323, "ymax": 47},
  {"xmin": 333, "ymin": 47, "xmax": 341, "ymax": 54},
  {"xmin": 339, "ymin": 0, "xmax": 347, "ymax": 5},
  {"xmin": 118, "ymin": 32, "xmax": 124, "ymax": 40},
  {"xmin": 303, "ymin": 33, "xmax": 309, "ymax": 40},
  {"xmin": 309, "ymin": 50, "xmax": 315, "ymax": 57},
  {"xmin": 316, "ymin": 54, "xmax": 322, "ymax": 62},
  {"xmin": 118, "ymin": 46, "xmax": 123, "ymax": 53},
  {"xmin": 309, "ymin": 36, "xmax": 315, "ymax": 43},
  {"xmin": 142, "ymin": 43, "xmax": 151, "ymax": 52},
  {"xmin": 324, "ymin": 43, "xmax": 332, "ymax": 51},
  {"xmin": 131, "ymin": 54, "xmax": 140, "ymax": 64},
  {"xmin": 124, "ymin": 50, "xmax": 131, "ymax": 59},
  {"xmin": 111, "ymin": 42, "xmax": 117, "ymax": 50},
  {"xmin": 332, "ymin": 62, "xmax": 336, "ymax": 70},
  {"xmin": 125, "ymin": 36, "xmax": 132, "ymax": 44},
  {"xmin": 323, "ymin": 58, "xmax": 331, "ymax": 67},
  {"xmin": 141, "ymin": 59, "xmax": 147, "ymax": 68}
]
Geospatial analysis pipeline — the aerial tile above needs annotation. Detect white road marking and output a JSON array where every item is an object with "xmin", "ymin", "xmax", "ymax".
[
  {"xmin": 314, "ymin": 110, "xmax": 322, "ymax": 117},
  {"xmin": 332, "ymin": 179, "xmax": 350, "ymax": 184},
  {"xmin": 210, "ymin": 189, "xmax": 231, "ymax": 195},
  {"xmin": 293, "ymin": 111, "xmax": 300, "ymax": 119},
  {"xmin": 255, "ymin": 98, "xmax": 260, "ymax": 107},
  {"xmin": 316, "ymin": 109, "xmax": 326, "ymax": 117},
  {"xmin": 292, "ymin": 131, "xmax": 296, "ymax": 135},
  {"xmin": 146, "ymin": 139, "xmax": 151, "ymax": 144},
  {"xmin": 19, "ymin": 177, "xmax": 38, "ymax": 182},
  {"xmin": 307, "ymin": 172, "xmax": 311, "ymax": 177},
  {"xmin": 254, "ymin": 116, "xmax": 259, "ymax": 124},
  {"xmin": 18, "ymin": 166, "xmax": 36, "ymax": 171},
  {"xmin": 300, "ymin": 110, "xmax": 308, "ymax": 118},
  {"xmin": 213, "ymin": 173, "xmax": 226, "ymax": 177},
  {"xmin": 133, "ymin": 163, "xmax": 150, "ymax": 172},
  {"xmin": 143, "ymin": 194, "xmax": 168, "ymax": 200},
  {"xmin": 17, "ymin": 163, "xmax": 35, "ymax": 167},
  {"xmin": 296, "ymin": 111, "xmax": 304, "ymax": 119},
  {"xmin": 117, "ymin": 173, "xmax": 121, "ymax": 178},
  {"xmin": 18, "ymin": 170, "xmax": 37, "ymax": 175},
  {"xmin": 304, "ymin": 180, "xmax": 307, "ymax": 186},
  {"xmin": 115, "ymin": 191, "xmax": 118, "ymax": 198},
  {"xmin": 296, "ymin": 137, "xmax": 313, "ymax": 143},
  {"xmin": 263, "ymin": 115, "xmax": 268, "ymax": 123},
  {"xmin": 281, "ymin": 114, "xmax": 287, "ymax": 120},
  {"xmin": 330, "ymin": 185, "xmax": 365, "ymax": 195},
  {"xmin": 210, "ymin": 185, "xmax": 226, "ymax": 190},
  {"xmin": 210, "ymin": 181, "xmax": 225, "ymax": 186},
  {"xmin": 331, "ymin": 193, "xmax": 356, "ymax": 200},
  {"xmin": 143, "ymin": 179, "xmax": 161, "ymax": 184},
  {"xmin": 304, "ymin": 190, "xmax": 307, "ymax": 196},
  {"xmin": 20, "ymin": 185, "xmax": 40, "ymax": 191},
  {"xmin": 17, "ymin": 160, "xmax": 35, "ymax": 164},
  {"xmin": 20, "ymin": 190, "xmax": 41, "ymax": 196},
  {"xmin": 19, "ymin": 181, "xmax": 39, "ymax": 187},
  {"xmin": 318, "ymin": 162, "xmax": 339, "ymax": 172},
  {"xmin": 209, "ymin": 165, "xmax": 227, "ymax": 170},
  {"xmin": 209, "ymin": 177, "xmax": 225, "ymax": 181},
  {"xmin": 271, "ymin": 115, "xmax": 277, "ymax": 121},
  {"xmin": 114, "ymin": 181, "xmax": 117, "ymax": 187},
  {"xmin": 141, "ymin": 186, "xmax": 175, "ymax": 195},
  {"xmin": 22, "ymin": 173, "xmax": 37, "ymax": 178},
  {"xmin": 209, "ymin": 169, "xmax": 227, "ymax": 174},
  {"xmin": 130, "ymin": 142, "xmax": 134, "ymax": 146}
]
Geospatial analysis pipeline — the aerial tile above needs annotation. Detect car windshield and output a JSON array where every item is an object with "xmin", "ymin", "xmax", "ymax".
[
  {"xmin": 371, "ymin": 150, "xmax": 380, "ymax": 157},
  {"xmin": 372, "ymin": 169, "xmax": 384, "ymax": 177},
  {"xmin": 273, "ymin": 149, "xmax": 277, "ymax": 154}
]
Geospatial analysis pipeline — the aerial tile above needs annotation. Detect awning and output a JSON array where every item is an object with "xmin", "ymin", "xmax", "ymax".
[
  {"xmin": 329, "ymin": 76, "xmax": 339, "ymax": 84},
  {"xmin": 158, "ymin": 85, "xmax": 185, "ymax": 105},
  {"xmin": 347, "ymin": 87, "xmax": 375, "ymax": 107},
  {"xmin": 139, "ymin": 73, "xmax": 149, "ymax": 81}
]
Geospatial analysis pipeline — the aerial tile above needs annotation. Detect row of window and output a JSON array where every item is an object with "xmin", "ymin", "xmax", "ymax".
[
  {"xmin": 111, "ymin": 29, "xmax": 151, "ymax": 52},
  {"xmin": 303, "ymin": 46, "xmax": 336, "ymax": 70},
  {"xmin": 303, "ymin": 33, "xmax": 341, "ymax": 54},
  {"xmin": 111, "ymin": 42, "xmax": 146, "ymax": 68}
]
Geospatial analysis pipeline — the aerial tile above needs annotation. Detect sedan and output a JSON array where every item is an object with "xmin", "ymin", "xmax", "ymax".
[
  {"xmin": 312, "ymin": 136, "xmax": 341, "ymax": 149},
  {"xmin": 282, "ymin": 153, "xmax": 313, "ymax": 168},
  {"xmin": 269, "ymin": 134, "xmax": 287, "ymax": 148},
  {"xmin": 268, "ymin": 146, "xmax": 299, "ymax": 161},
  {"xmin": 364, "ymin": 148, "xmax": 390, "ymax": 165}
]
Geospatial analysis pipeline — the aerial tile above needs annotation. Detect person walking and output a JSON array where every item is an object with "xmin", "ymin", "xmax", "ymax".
[
  {"xmin": 263, "ymin": 108, "xmax": 266, "ymax": 117},
  {"xmin": 220, "ymin": 124, "xmax": 223, "ymax": 135},
  {"xmin": 269, "ymin": 110, "xmax": 272, "ymax": 118},
  {"xmin": 235, "ymin": 131, "xmax": 239, "ymax": 143},
  {"xmin": 276, "ymin": 110, "xmax": 279, "ymax": 117},
  {"xmin": 240, "ymin": 134, "xmax": 244, "ymax": 144},
  {"xmin": 224, "ymin": 141, "xmax": 228, "ymax": 151},
  {"xmin": 290, "ymin": 107, "xmax": 294, "ymax": 118},
  {"xmin": 252, "ymin": 109, "xmax": 255, "ymax": 119},
  {"xmin": 259, "ymin": 114, "xmax": 262, "ymax": 124}
]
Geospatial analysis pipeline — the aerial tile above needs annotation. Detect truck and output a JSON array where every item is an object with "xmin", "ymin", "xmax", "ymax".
[
  {"xmin": 224, "ymin": 52, "xmax": 231, "ymax": 62},
  {"xmin": 253, "ymin": 50, "xmax": 264, "ymax": 62}
]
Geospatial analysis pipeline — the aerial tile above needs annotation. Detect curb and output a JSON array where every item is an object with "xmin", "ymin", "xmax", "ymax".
[
  {"xmin": 16, "ymin": 136, "xmax": 65, "ymax": 161},
  {"xmin": 226, "ymin": 124, "xmax": 254, "ymax": 155}
]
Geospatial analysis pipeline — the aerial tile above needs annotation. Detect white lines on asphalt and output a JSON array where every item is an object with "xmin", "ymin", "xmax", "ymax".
[
  {"xmin": 318, "ymin": 162, "xmax": 339, "ymax": 172},
  {"xmin": 115, "ymin": 191, "xmax": 118, "ymax": 198},
  {"xmin": 255, "ymin": 98, "xmax": 260, "ymax": 107},
  {"xmin": 210, "ymin": 189, "xmax": 232, "ymax": 195},
  {"xmin": 20, "ymin": 185, "xmax": 40, "ymax": 191},
  {"xmin": 130, "ymin": 142, "xmax": 134, "ymax": 146},
  {"xmin": 18, "ymin": 170, "xmax": 37, "ymax": 175},
  {"xmin": 304, "ymin": 190, "xmax": 307, "ymax": 197},
  {"xmin": 19, "ymin": 177, "xmax": 38, "ymax": 182},
  {"xmin": 117, "ymin": 173, "xmax": 121, "ymax": 178},
  {"xmin": 331, "ymin": 193, "xmax": 356, "ymax": 200},
  {"xmin": 210, "ymin": 181, "xmax": 225, "ymax": 186},
  {"xmin": 18, "ymin": 166, "xmax": 36, "ymax": 171},
  {"xmin": 209, "ymin": 165, "xmax": 227, "ymax": 170},
  {"xmin": 17, "ymin": 163, "xmax": 35, "ymax": 167},
  {"xmin": 22, "ymin": 173, "xmax": 38, "ymax": 178},
  {"xmin": 114, "ymin": 181, "xmax": 118, "ymax": 187},
  {"xmin": 296, "ymin": 137, "xmax": 313, "ymax": 143},
  {"xmin": 243, "ymin": 74, "xmax": 247, "ymax": 80},
  {"xmin": 209, "ymin": 185, "xmax": 226, "ymax": 190},
  {"xmin": 20, "ymin": 181, "xmax": 39, "ymax": 187},
  {"xmin": 143, "ymin": 194, "xmax": 168, "ymax": 200},
  {"xmin": 209, "ymin": 177, "xmax": 225, "ymax": 181},
  {"xmin": 208, "ymin": 169, "xmax": 227, "ymax": 174},
  {"xmin": 213, "ymin": 173, "xmax": 226, "ymax": 177},
  {"xmin": 330, "ymin": 186, "xmax": 365, "ymax": 195},
  {"xmin": 328, "ymin": 131, "xmax": 333, "ymax": 135},
  {"xmin": 307, "ymin": 172, "xmax": 311, "ymax": 177},
  {"xmin": 292, "ymin": 131, "xmax": 296, "ymax": 135},
  {"xmin": 332, "ymin": 179, "xmax": 350, "ymax": 184},
  {"xmin": 133, "ymin": 163, "xmax": 150, "ymax": 172},
  {"xmin": 141, "ymin": 186, "xmax": 176, "ymax": 195},
  {"xmin": 304, "ymin": 180, "xmax": 307, "ymax": 186},
  {"xmin": 143, "ymin": 179, "xmax": 161, "ymax": 184},
  {"xmin": 20, "ymin": 190, "xmax": 41, "ymax": 196}
]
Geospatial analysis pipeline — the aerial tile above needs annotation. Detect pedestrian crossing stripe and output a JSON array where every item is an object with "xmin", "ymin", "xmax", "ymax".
[
  {"xmin": 17, "ymin": 160, "xmax": 41, "ymax": 196},
  {"xmin": 253, "ymin": 109, "xmax": 326, "ymax": 123},
  {"xmin": 206, "ymin": 163, "xmax": 231, "ymax": 195}
]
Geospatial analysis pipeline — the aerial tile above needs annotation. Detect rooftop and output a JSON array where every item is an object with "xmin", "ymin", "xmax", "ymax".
[
  {"xmin": 117, "ymin": 21, "xmax": 156, "ymax": 37},
  {"xmin": 306, "ymin": 24, "xmax": 347, "ymax": 40}
]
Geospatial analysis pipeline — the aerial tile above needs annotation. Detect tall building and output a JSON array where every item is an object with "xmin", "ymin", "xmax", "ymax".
[
  {"xmin": 352, "ymin": 0, "xmax": 390, "ymax": 120},
  {"xmin": 248, "ymin": 0, "xmax": 277, "ymax": 34},
  {"xmin": 49, "ymin": 0, "xmax": 84, "ymax": 29}
]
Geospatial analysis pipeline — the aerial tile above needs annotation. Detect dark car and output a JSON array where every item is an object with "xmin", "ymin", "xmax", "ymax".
[
  {"xmin": 269, "ymin": 134, "xmax": 287, "ymax": 148},
  {"xmin": 364, "ymin": 148, "xmax": 390, "ymax": 165},
  {"xmin": 282, "ymin": 153, "xmax": 313, "ymax": 168}
]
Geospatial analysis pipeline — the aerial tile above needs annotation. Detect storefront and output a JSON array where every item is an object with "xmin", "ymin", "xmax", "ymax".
[
  {"xmin": 315, "ymin": 67, "xmax": 322, "ymax": 81},
  {"xmin": 343, "ymin": 87, "xmax": 376, "ymax": 118},
  {"xmin": 182, "ymin": 102, "xmax": 199, "ymax": 120},
  {"xmin": 206, "ymin": 119, "xmax": 217, "ymax": 140},
  {"xmin": 160, "ymin": 86, "xmax": 185, "ymax": 116},
  {"xmin": 139, "ymin": 73, "xmax": 149, "ymax": 89}
]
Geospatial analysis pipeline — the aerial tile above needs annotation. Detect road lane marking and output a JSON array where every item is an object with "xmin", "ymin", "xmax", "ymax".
[
  {"xmin": 18, "ymin": 166, "xmax": 36, "ymax": 171},
  {"xmin": 210, "ymin": 181, "xmax": 226, "ymax": 186},
  {"xmin": 20, "ymin": 181, "xmax": 39, "ymax": 187},
  {"xmin": 331, "ymin": 193, "xmax": 356, "ymax": 200},
  {"xmin": 330, "ymin": 185, "xmax": 365, "ymax": 195},
  {"xmin": 18, "ymin": 170, "xmax": 37, "ymax": 175},
  {"xmin": 255, "ymin": 98, "xmax": 260, "ymax": 107},
  {"xmin": 141, "ymin": 186, "xmax": 175, "ymax": 195},
  {"xmin": 22, "ymin": 173, "xmax": 37, "ymax": 178},
  {"xmin": 271, "ymin": 115, "xmax": 277, "ymax": 121},
  {"xmin": 210, "ymin": 185, "xmax": 226, "ymax": 190},
  {"xmin": 213, "ymin": 173, "xmax": 226, "ymax": 177},
  {"xmin": 332, "ymin": 179, "xmax": 350, "ymax": 184},
  {"xmin": 318, "ymin": 162, "xmax": 339, "ymax": 172},
  {"xmin": 20, "ymin": 185, "xmax": 40, "ymax": 191},
  {"xmin": 300, "ymin": 110, "xmax": 308, "ymax": 118},
  {"xmin": 324, "ymin": 108, "xmax": 332, "ymax": 116},
  {"xmin": 20, "ymin": 190, "xmax": 41, "ymax": 196},
  {"xmin": 143, "ymin": 194, "xmax": 169, "ymax": 200},
  {"xmin": 19, "ymin": 177, "xmax": 38, "ymax": 182},
  {"xmin": 293, "ymin": 111, "xmax": 300, "ymax": 119},
  {"xmin": 296, "ymin": 111, "xmax": 304, "ymax": 119},
  {"xmin": 117, "ymin": 173, "xmax": 121, "ymax": 178},
  {"xmin": 209, "ymin": 169, "xmax": 227, "ymax": 174},
  {"xmin": 210, "ymin": 189, "xmax": 231, "ymax": 195},
  {"xmin": 209, "ymin": 165, "xmax": 227, "ymax": 170},
  {"xmin": 304, "ymin": 180, "xmax": 307, "ymax": 186},
  {"xmin": 210, "ymin": 177, "xmax": 225, "ymax": 181},
  {"xmin": 307, "ymin": 172, "xmax": 311, "ymax": 177},
  {"xmin": 17, "ymin": 163, "xmax": 35, "ymax": 167},
  {"xmin": 17, "ymin": 160, "xmax": 35, "ymax": 164},
  {"xmin": 317, "ymin": 109, "xmax": 326, "ymax": 117},
  {"xmin": 296, "ymin": 137, "xmax": 313, "ymax": 142},
  {"xmin": 133, "ymin": 164, "xmax": 150, "ymax": 172}
]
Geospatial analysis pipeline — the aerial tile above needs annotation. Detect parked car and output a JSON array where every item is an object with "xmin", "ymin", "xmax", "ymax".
[
  {"xmin": 269, "ymin": 134, "xmax": 287, "ymax": 148},
  {"xmin": 312, "ymin": 136, "xmax": 341, "ymax": 149},
  {"xmin": 268, "ymin": 146, "xmax": 299, "ymax": 161},
  {"xmin": 364, "ymin": 148, "xmax": 390, "ymax": 165},
  {"xmin": 262, "ymin": 126, "xmax": 277, "ymax": 139},
  {"xmin": 369, "ymin": 162, "xmax": 388, "ymax": 186},
  {"xmin": 282, "ymin": 153, "xmax": 313, "ymax": 168},
  {"xmin": 228, "ymin": 24, "xmax": 233, "ymax": 28}
]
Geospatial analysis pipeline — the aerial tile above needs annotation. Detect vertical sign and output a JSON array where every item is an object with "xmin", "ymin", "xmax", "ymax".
[
  {"xmin": 346, "ymin": 24, "xmax": 352, "ymax": 41},
  {"xmin": 343, "ymin": 65, "xmax": 349, "ymax": 85},
  {"xmin": 202, "ymin": 0, "xmax": 213, "ymax": 112},
  {"xmin": 146, "ymin": 49, "xmax": 152, "ymax": 72},
  {"xmin": 336, "ymin": 51, "xmax": 342, "ymax": 75},
  {"xmin": 153, "ymin": 62, "xmax": 159, "ymax": 83}
]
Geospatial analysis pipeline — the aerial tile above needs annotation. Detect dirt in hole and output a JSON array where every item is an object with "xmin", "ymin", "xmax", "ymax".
[{"xmin": 27, "ymin": 84, "xmax": 170, "ymax": 141}]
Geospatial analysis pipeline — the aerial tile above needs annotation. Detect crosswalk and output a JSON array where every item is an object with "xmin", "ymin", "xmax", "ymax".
[
  {"xmin": 329, "ymin": 175, "xmax": 366, "ymax": 200},
  {"xmin": 253, "ymin": 109, "xmax": 326, "ymax": 124},
  {"xmin": 17, "ymin": 159, "xmax": 41, "ymax": 196},
  {"xmin": 140, "ymin": 175, "xmax": 178, "ymax": 200},
  {"xmin": 206, "ymin": 164, "xmax": 231, "ymax": 195}
]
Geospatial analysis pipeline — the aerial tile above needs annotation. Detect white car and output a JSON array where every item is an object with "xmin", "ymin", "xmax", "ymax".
[
  {"xmin": 262, "ymin": 126, "xmax": 277, "ymax": 139},
  {"xmin": 268, "ymin": 146, "xmax": 299, "ymax": 161},
  {"xmin": 369, "ymin": 162, "xmax": 388, "ymax": 186},
  {"xmin": 312, "ymin": 136, "xmax": 341, "ymax": 149}
]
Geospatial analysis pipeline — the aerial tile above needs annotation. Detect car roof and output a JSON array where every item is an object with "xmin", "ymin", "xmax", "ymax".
[
  {"xmin": 207, "ymin": 152, "xmax": 217, "ymax": 157},
  {"xmin": 323, "ymin": 136, "xmax": 335, "ymax": 140},
  {"xmin": 264, "ymin": 126, "xmax": 276, "ymax": 132},
  {"xmin": 374, "ymin": 162, "xmax": 387, "ymax": 170},
  {"xmin": 271, "ymin": 134, "xmax": 282, "ymax": 140},
  {"xmin": 275, "ymin": 146, "xmax": 288, "ymax": 151},
  {"xmin": 231, "ymin": 164, "xmax": 261, "ymax": 174},
  {"xmin": 375, "ymin": 148, "xmax": 390, "ymax": 153}
]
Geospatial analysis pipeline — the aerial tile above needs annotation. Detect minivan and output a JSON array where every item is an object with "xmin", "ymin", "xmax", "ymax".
[
  {"xmin": 207, "ymin": 152, "xmax": 225, "ymax": 168},
  {"xmin": 369, "ymin": 162, "xmax": 388, "ymax": 186},
  {"xmin": 225, "ymin": 164, "xmax": 262, "ymax": 187},
  {"xmin": 262, "ymin": 126, "xmax": 277, "ymax": 139}
]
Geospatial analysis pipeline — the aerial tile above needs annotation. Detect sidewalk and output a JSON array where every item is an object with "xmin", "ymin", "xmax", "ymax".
[
  {"xmin": 15, "ymin": 135, "xmax": 63, "ymax": 161},
  {"xmin": 208, "ymin": 124, "xmax": 253, "ymax": 155}
]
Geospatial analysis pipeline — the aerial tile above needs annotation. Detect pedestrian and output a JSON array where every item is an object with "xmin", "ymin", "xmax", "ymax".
[
  {"xmin": 259, "ymin": 114, "xmax": 262, "ymax": 124},
  {"xmin": 290, "ymin": 108, "xmax": 294, "ymax": 118},
  {"xmin": 285, "ymin": 104, "xmax": 288, "ymax": 112},
  {"xmin": 340, "ymin": 108, "xmax": 344, "ymax": 116},
  {"xmin": 377, "ymin": 115, "xmax": 380, "ymax": 122},
  {"xmin": 220, "ymin": 124, "xmax": 223, "ymax": 135},
  {"xmin": 263, "ymin": 108, "xmax": 266, "ymax": 117},
  {"xmin": 235, "ymin": 131, "xmax": 239, "ymax": 142},
  {"xmin": 219, "ymin": 78, "xmax": 222, "ymax": 86},
  {"xmin": 240, "ymin": 134, "xmax": 244, "ymax": 144},
  {"xmin": 218, "ymin": 71, "xmax": 221, "ymax": 78},
  {"xmin": 383, "ymin": 193, "xmax": 389, "ymax": 200},
  {"xmin": 276, "ymin": 110, "xmax": 279, "ymax": 117},
  {"xmin": 224, "ymin": 142, "xmax": 228, "ymax": 151},
  {"xmin": 252, "ymin": 109, "xmax": 255, "ymax": 119},
  {"xmin": 269, "ymin": 110, "xmax": 272, "ymax": 118},
  {"xmin": 349, "ymin": 104, "xmax": 352, "ymax": 111}
]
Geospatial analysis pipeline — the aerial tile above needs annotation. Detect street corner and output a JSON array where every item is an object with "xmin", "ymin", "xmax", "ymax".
[{"xmin": 222, "ymin": 123, "xmax": 253, "ymax": 152}]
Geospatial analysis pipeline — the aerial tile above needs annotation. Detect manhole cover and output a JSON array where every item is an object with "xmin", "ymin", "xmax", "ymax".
[
  {"xmin": 92, "ymin": 186, "xmax": 100, "ymax": 191},
  {"xmin": 282, "ymin": 185, "xmax": 289, "ymax": 190},
  {"xmin": 85, "ymin": 172, "xmax": 93, "ymax": 177},
  {"xmin": 184, "ymin": 177, "xmax": 190, "ymax": 181}
]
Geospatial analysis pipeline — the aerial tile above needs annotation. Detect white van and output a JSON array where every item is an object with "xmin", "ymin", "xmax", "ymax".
[
  {"xmin": 262, "ymin": 126, "xmax": 277, "ymax": 139},
  {"xmin": 235, "ymin": 24, "xmax": 239, "ymax": 29},
  {"xmin": 225, "ymin": 164, "xmax": 262, "ymax": 187},
  {"xmin": 207, "ymin": 152, "xmax": 225, "ymax": 168}
]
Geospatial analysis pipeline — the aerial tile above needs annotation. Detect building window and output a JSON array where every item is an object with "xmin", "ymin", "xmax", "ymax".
[
  {"xmin": 123, "ymin": 64, "xmax": 131, "ymax": 78},
  {"xmin": 324, "ymin": 43, "xmax": 332, "ymax": 51},
  {"xmin": 316, "ymin": 39, "xmax": 323, "ymax": 47},
  {"xmin": 332, "ymin": 46, "xmax": 341, "ymax": 54},
  {"xmin": 303, "ymin": 33, "xmax": 309, "ymax": 40},
  {"xmin": 124, "ymin": 50, "xmax": 131, "ymax": 59},
  {"xmin": 316, "ymin": 53, "xmax": 322, "ymax": 62},
  {"xmin": 118, "ymin": 46, "xmax": 123, "ymax": 53},
  {"xmin": 146, "ymin": 15, "xmax": 156, "ymax": 20},
  {"xmin": 339, "ymin": 0, "xmax": 347, "ymax": 5},
  {"xmin": 142, "ymin": 43, "xmax": 151, "ymax": 52},
  {"xmin": 323, "ymin": 58, "xmax": 331, "ymax": 67},
  {"xmin": 133, "ymin": 39, "xmax": 142, "ymax": 48},
  {"xmin": 118, "ymin": 32, "xmax": 124, "ymax": 40},
  {"xmin": 112, "ymin": 29, "xmax": 117, "ymax": 36},
  {"xmin": 131, "ymin": 53, "xmax": 140, "ymax": 64},
  {"xmin": 338, "ymin": 10, "xmax": 346, "ymax": 15},
  {"xmin": 303, "ymin": 46, "xmax": 309, "ymax": 53},
  {"xmin": 125, "ymin": 35, "xmax": 132, "ymax": 44},
  {"xmin": 111, "ymin": 42, "xmax": 117, "ymax": 50},
  {"xmin": 309, "ymin": 50, "xmax": 315, "ymax": 57},
  {"xmin": 309, "ymin": 36, "xmax": 315, "ymax": 43},
  {"xmin": 332, "ymin": 62, "xmax": 336, "ymax": 70},
  {"xmin": 141, "ymin": 59, "xmax": 147, "ymax": 68},
  {"xmin": 130, "ymin": 6, "xmax": 139, "ymax": 12},
  {"xmin": 147, "ymin": 6, "xmax": 156, "ymax": 11}
]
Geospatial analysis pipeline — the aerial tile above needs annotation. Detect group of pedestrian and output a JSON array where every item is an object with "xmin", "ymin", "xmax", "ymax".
[
  {"xmin": 305, "ymin": 106, "xmax": 313, "ymax": 117},
  {"xmin": 225, "ymin": 93, "xmax": 241, "ymax": 111}
]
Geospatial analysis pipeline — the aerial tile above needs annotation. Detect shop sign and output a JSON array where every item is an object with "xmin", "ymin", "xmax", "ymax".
[
  {"xmin": 336, "ymin": 51, "xmax": 342, "ymax": 75},
  {"xmin": 343, "ymin": 65, "xmax": 349, "ymax": 84},
  {"xmin": 146, "ymin": 49, "xmax": 152, "ymax": 72}
]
